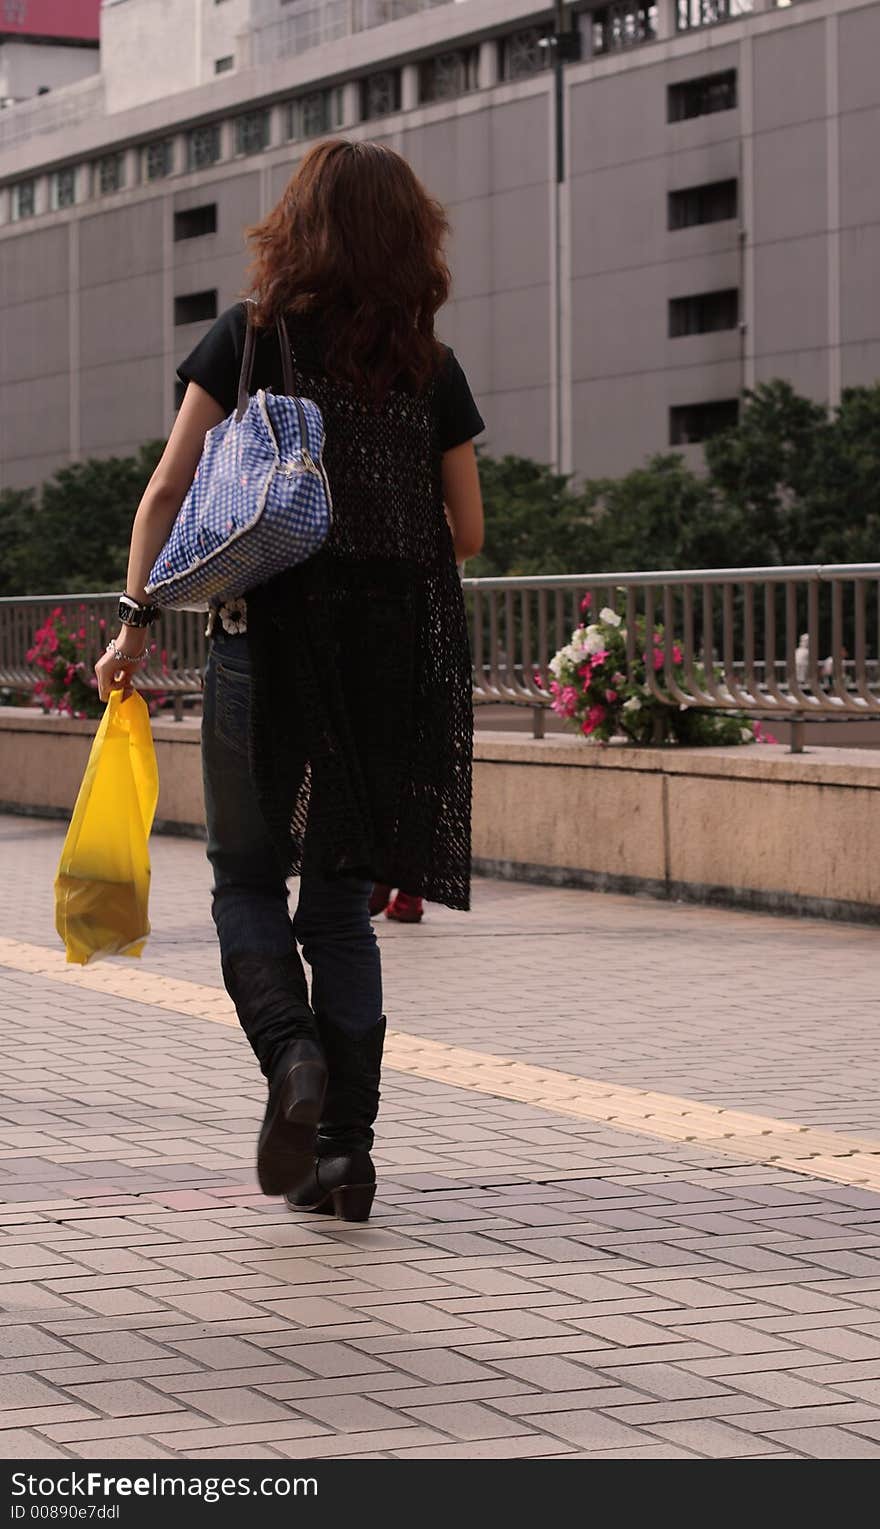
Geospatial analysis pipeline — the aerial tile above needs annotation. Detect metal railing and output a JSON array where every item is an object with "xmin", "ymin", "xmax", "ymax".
[
  {"xmin": 464, "ymin": 565, "xmax": 880, "ymax": 748},
  {"xmin": 3, "ymin": 564, "xmax": 880, "ymax": 747}
]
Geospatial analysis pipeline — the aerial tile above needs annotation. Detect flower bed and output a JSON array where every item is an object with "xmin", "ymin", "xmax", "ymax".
[
  {"xmin": 27, "ymin": 608, "xmax": 168, "ymax": 720},
  {"xmin": 542, "ymin": 596, "xmax": 777, "ymax": 747}
]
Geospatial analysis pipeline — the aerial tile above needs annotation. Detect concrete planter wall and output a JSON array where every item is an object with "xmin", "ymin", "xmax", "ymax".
[{"xmin": 2, "ymin": 710, "xmax": 879, "ymax": 923}]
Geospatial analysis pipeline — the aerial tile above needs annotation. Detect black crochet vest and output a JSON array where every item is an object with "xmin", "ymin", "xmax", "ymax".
[{"xmin": 245, "ymin": 314, "xmax": 473, "ymax": 912}]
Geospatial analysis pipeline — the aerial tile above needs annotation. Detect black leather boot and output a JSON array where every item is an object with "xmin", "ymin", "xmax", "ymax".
[
  {"xmin": 286, "ymin": 1015, "xmax": 385, "ymax": 1222},
  {"xmin": 222, "ymin": 952, "xmax": 328, "ymax": 1197}
]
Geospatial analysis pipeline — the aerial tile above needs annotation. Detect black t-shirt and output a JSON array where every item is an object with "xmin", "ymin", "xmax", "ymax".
[{"xmin": 177, "ymin": 302, "xmax": 485, "ymax": 453}]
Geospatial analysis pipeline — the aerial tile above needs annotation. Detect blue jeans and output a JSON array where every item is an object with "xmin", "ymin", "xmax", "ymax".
[{"xmin": 202, "ymin": 628, "xmax": 383, "ymax": 1069}]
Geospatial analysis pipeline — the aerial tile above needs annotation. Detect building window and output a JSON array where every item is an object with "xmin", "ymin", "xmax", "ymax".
[
  {"xmin": 96, "ymin": 152, "xmax": 125, "ymax": 195},
  {"xmin": 214, "ymin": 55, "xmax": 234, "ymax": 74},
  {"xmin": 677, "ymin": 0, "xmax": 753, "ymax": 30},
  {"xmin": 235, "ymin": 109, "xmax": 270, "ymax": 155},
  {"xmin": 174, "ymin": 203, "xmax": 217, "ymax": 241},
  {"xmin": 187, "ymin": 124, "xmax": 221, "ymax": 172},
  {"xmin": 499, "ymin": 27, "xmax": 549, "ymax": 81},
  {"xmin": 669, "ymin": 179, "xmax": 738, "ymax": 230},
  {"xmin": 11, "ymin": 179, "xmax": 36, "ymax": 221},
  {"xmin": 287, "ymin": 87, "xmax": 343, "ymax": 142},
  {"xmin": 670, "ymin": 399, "xmax": 739, "ymax": 444},
  {"xmin": 669, "ymin": 289, "xmax": 739, "ymax": 337},
  {"xmin": 174, "ymin": 290, "xmax": 218, "ymax": 326},
  {"xmin": 360, "ymin": 70, "xmax": 401, "ymax": 122},
  {"xmin": 419, "ymin": 48, "xmax": 480, "ymax": 104},
  {"xmin": 592, "ymin": 3, "xmax": 657, "ymax": 53},
  {"xmin": 144, "ymin": 139, "xmax": 173, "ymax": 181},
  {"xmin": 50, "ymin": 167, "xmax": 76, "ymax": 211},
  {"xmin": 668, "ymin": 70, "xmax": 737, "ymax": 122}
]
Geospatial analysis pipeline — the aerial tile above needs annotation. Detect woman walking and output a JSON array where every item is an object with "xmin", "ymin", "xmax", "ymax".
[{"xmin": 95, "ymin": 140, "xmax": 484, "ymax": 1221}]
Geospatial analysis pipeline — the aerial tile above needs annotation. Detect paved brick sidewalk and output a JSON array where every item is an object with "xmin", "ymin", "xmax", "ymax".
[{"xmin": 2, "ymin": 814, "xmax": 880, "ymax": 1460}]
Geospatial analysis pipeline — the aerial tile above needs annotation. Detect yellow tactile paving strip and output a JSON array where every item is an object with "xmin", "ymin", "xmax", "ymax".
[{"xmin": 3, "ymin": 934, "xmax": 880, "ymax": 1193}]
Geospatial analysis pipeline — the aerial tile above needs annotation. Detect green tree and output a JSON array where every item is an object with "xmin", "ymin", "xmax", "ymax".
[
  {"xmin": 583, "ymin": 454, "xmax": 727, "ymax": 573},
  {"xmin": 29, "ymin": 441, "xmax": 165, "ymax": 593},
  {"xmin": 703, "ymin": 380, "xmax": 831, "ymax": 565},
  {"xmin": 0, "ymin": 486, "xmax": 37, "ymax": 597},
  {"xmin": 471, "ymin": 454, "xmax": 595, "ymax": 576}
]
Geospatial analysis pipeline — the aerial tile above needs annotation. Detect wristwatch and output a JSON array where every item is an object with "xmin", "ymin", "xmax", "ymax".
[{"xmin": 118, "ymin": 593, "xmax": 160, "ymax": 628}]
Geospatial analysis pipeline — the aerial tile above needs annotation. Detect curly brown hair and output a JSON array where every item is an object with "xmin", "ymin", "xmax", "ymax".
[{"xmin": 246, "ymin": 139, "xmax": 451, "ymax": 402}]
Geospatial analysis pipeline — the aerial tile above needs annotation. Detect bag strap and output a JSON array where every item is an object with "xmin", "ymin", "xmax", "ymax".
[
  {"xmin": 275, "ymin": 311, "xmax": 295, "ymax": 396},
  {"xmin": 235, "ymin": 301, "xmax": 257, "ymax": 421},
  {"xmin": 234, "ymin": 302, "xmax": 296, "ymax": 419}
]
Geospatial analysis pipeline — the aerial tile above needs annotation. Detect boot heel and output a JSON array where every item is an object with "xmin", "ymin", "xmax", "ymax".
[
  {"xmin": 331, "ymin": 1182, "xmax": 376, "ymax": 1222},
  {"xmin": 284, "ymin": 1061, "xmax": 327, "ymax": 1124}
]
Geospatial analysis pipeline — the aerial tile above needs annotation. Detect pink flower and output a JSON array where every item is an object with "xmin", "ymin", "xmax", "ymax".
[
  {"xmin": 552, "ymin": 685, "xmax": 578, "ymax": 719},
  {"xmin": 651, "ymin": 647, "xmax": 664, "ymax": 671},
  {"xmin": 672, "ymin": 645, "xmax": 683, "ymax": 665},
  {"xmin": 581, "ymin": 703, "xmax": 607, "ymax": 737},
  {"xmin": 612, "ymin": 671, "xmax": 626, "ymax": 686},
  {"xmin": 605, "ymin": 689, "xmax": 618, "ymax": 703},
  {"xmin": 51, "ymin": 607, "xmax": 62, "ymax": 619},
  {"xmin": 77, "ymin": 627, "xmax": 86, "ymax": 639},
  {"xmin": 580, "ymin": 593, "xmax": 592, "ymax": 613},
  {"xmin": 98, "ymin": 618, "xmax": 106, "ymax": 631},
  {"xmin": 533, "ymin": 671, "xmax": 544, "ymax": 689},
  {"xmin": 591, "ymin": 649, "xmax": 610, "ymax": 670},
  {"xmin": 79, "ymin": 604, "xmax": 86, "ymax": 613},
  {"xmin": 578, "ymin": 660, "xmax": 593, "ymax": 681}
]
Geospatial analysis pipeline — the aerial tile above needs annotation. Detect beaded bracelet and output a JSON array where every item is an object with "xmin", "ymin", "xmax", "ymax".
[{"xmin": 106, "ymin": 640, "xmax": 147, "ymax": 666}]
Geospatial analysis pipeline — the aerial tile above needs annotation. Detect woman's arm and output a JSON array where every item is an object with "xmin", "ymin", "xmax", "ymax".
[
  {"xmin": 95, "ymin": 383, "xmax": 225, "ymax": 701},
  {"xmin": 442, "ymin": 440, "xmax": 484, "ymax": 564}
]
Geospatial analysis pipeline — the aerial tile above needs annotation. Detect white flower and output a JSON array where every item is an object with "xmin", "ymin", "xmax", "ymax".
[
  {"xmin": 623, "ymin": 696, "xmax": 642, "ymax": 713},
  {"xmin": 548, "ymin": 652, "xmax": 564, "ymax": 678},
  {"xmin": 741, "ymin": 727, "xmax": 754, "ymax": 743},
  {"xmin": 599, "ymin": 607, "xmax": 622, "ymax": 627},
  {"xmin": 218, "ymin": 599, "xmax": 248, "ymax": 635},
  {"xmin": 583, "ymin": 626, "xmax": 607, "ymax": 655}
]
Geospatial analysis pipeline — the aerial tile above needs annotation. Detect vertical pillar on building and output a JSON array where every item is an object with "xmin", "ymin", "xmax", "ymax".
[
  {"xmin": 401, "ymin": 62, "xmax": 419, "ymax": 113},
  {"xmin": 341, "ymin": 80, "xmax": 361, "ymax": 129},
  {"xmin": 219, "ymin": 118, "xmax": 235, "ymax": 162},
  {"xmin": 739, "ymin": 37, "xmax": 756, "ymax": 394},
  {"xmin": 122, "ymin": 146, "xmax": 139, "ymax": 190},
  {"xmin": 68, "ymin": 219, "xmax": 80, "ymax": 462},
  {"xmin": 266, "ymin": 104, "xmax": 284, "ymax": 150},
  {"xmin": 655, "ymin": 0, "xmax": 678, "ymax": 39},
  {"xmin": 826, "ymin": 13, "xmax": 841, "ymax": 406},
  {"xmin": 477, "ymin": 38, "xmax": 499, "ymax": 90}
]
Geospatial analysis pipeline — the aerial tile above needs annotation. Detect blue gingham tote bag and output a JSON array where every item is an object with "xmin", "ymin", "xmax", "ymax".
[{"xmin": 146, "ymin": 308, "xmax": 332, "ymax": 609}]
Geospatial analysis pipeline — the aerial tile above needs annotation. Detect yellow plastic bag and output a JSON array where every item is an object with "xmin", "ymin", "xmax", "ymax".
[{"xmin": 54, "ymin": 690, "xmax": 159, "ymax": 965}]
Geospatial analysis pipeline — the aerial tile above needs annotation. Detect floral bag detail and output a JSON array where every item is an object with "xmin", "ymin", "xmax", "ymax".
[{"xmin": 145, "ymin": 306, "xmax": 332, "ymax": 610}]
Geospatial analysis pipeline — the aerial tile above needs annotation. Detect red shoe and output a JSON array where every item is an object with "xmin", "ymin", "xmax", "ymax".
[
  {"xmin": 368, "ymin": 884, "xmax": 391, "ymax": 917},
  {"xmin": 386, "ymin": 892, "xmax": 424, "ymax": 924}
]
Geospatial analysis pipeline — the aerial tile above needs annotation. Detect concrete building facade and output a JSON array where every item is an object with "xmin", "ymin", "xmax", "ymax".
[{"xmin": 0, "ymin": 0, "xmax": 878, "ymax": 490}]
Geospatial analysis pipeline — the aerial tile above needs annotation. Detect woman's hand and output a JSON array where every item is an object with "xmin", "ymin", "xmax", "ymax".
[{"xmin": 94, "ymin": 628, "xmax": 150, "ymax": 704}]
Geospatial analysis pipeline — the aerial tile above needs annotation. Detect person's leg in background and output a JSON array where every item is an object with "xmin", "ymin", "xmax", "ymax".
[
  {"xmin": 386, "ymin": 890, "xmax": 424, "ymax": 923},
  {"xmin": 287, "ymin": 872, "xmax": 386, "ymax": 1221},
  {"xmin": 368, "ymin": 884, "xmax": 425, "ymax": 922},
  {"xmin": 202, "ymin": 630, "xmax": 326, "ymax": 1195}
]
